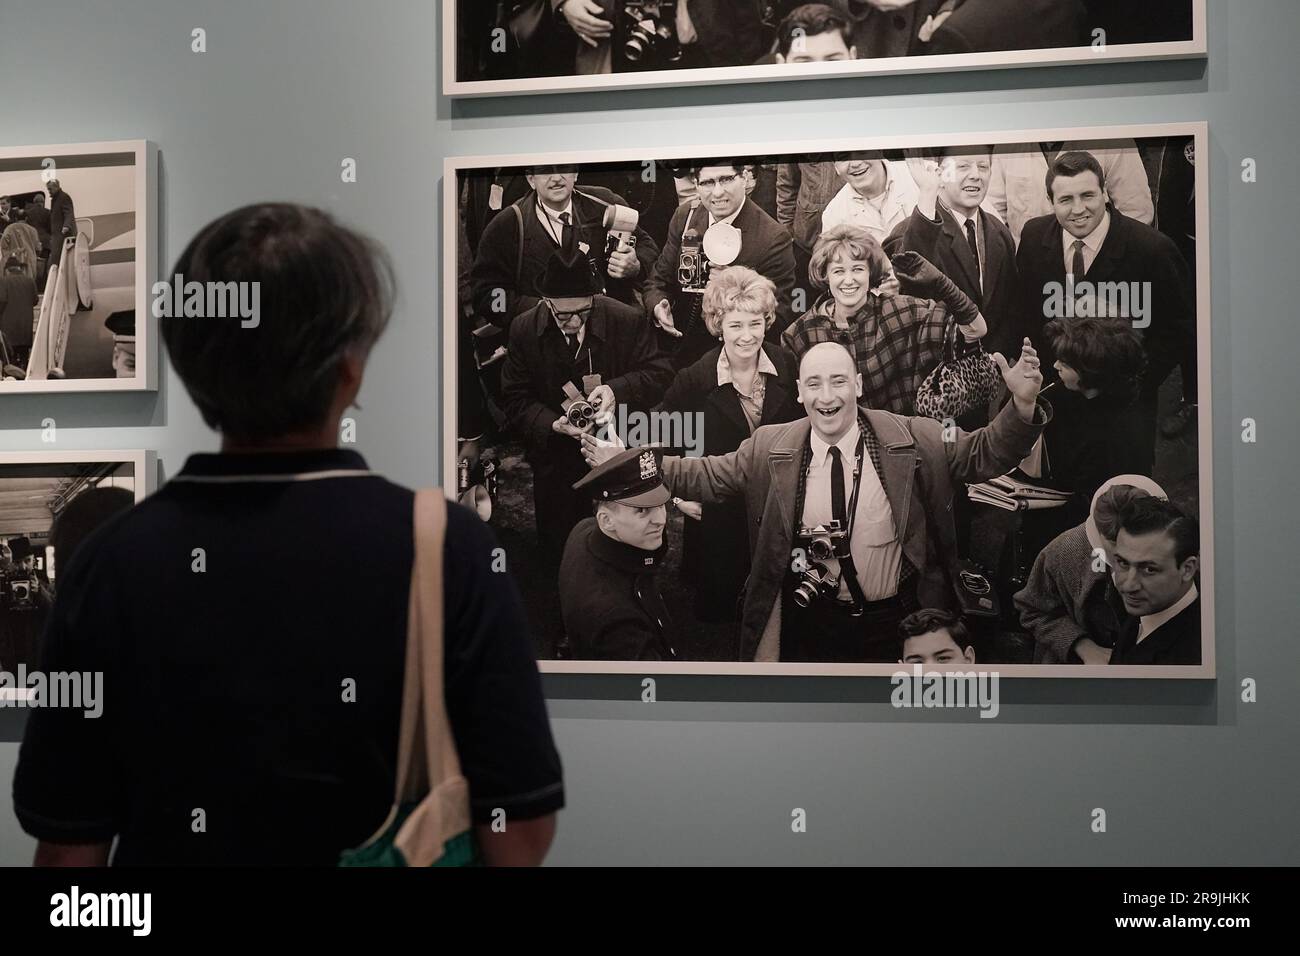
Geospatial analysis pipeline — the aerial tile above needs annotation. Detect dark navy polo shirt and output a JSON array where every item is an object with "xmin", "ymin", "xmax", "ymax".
[{"xmin": 12, "ymin": 449, "xmax": 563, "ymax": 865}]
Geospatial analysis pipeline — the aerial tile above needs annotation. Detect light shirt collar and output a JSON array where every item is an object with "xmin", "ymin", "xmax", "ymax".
[
  {"xmin": 717, "ymin": 345, "xmax": 777, "ymax": 386},
  {"xmin": 537, "ymin": 198, "xmax": 575, "ymax": 236},
  {"xmin": 809, "ymin": 420, "xmax": 860, "ymax": 470},
  {"xmin": 1137, "ymin": 582, "xmax": 1198, "ymax": 644},
  {"xmin": 1068, "ymin": 208, "xmax": 1111, "ymax": 255},
  {"xmin": 948, "ymin": 205, "xmax": 981, "ymax": 230},
  {"xmin": 850, "ymin": 162, "xmax": 894, "ymax": 204}
]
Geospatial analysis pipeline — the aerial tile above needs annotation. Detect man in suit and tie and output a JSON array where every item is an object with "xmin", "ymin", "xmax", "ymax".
[
  {"xmin": 471, "ymin": 165, "xmax": 660, "ymax": 330},
  {"xmin": 646, "ymin": 160, "xmax": 797, "ymax": 369},
  {"xmin": 987, "ymin": 138, "xmax": 1154, "ymax": 245},
  {"xmin": 1016, "ymin": 150, "xmax": 1193, "ymax": 475},
  {"xmin": 885, "ymin": 146, "xmax": 1021, "ymax": 361},
  {"xmin": 1108, "ymin": 496, "xmax": 1201, "ymax": 665},
  {"xmin": 584, "ymin": 337, "xmax": 1051, "ymax": 661}
]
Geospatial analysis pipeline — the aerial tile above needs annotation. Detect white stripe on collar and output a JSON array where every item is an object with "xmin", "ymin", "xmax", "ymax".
[{"xmin": 169, "ymin": 469, "xmax": 375, "ymax": 484}]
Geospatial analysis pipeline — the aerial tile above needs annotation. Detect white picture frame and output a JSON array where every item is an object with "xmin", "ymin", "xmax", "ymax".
[
  {"xmin": 444, "ymin": 120, "xmax": 1213, "ymax": 678},
  {"xmin": 0, "ymin": 139, "xmax": 158, "ymax": 396},
  {"xmin": 0, "ymin": 449, "xmax": 155, "ymax": 701},
  {"xmin": 443, "ymin": 0, "xmax": 1207, "ymax": 99}
]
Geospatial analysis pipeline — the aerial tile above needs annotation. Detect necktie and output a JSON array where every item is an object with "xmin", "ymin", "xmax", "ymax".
[
  {"xmin": 558, "ymin": 211, "xmax": 572, "ymax": 251},
  {"xmin": 964, "ymin": 218, "xmax": 980, "ymax": 276},
  {"xmin": 829, "ymin": 446, "xmax": 847, "ymax": 526},
  {"xmin": 1071, "ymin": 239, "xmax": 1087, "ymax": 287}
]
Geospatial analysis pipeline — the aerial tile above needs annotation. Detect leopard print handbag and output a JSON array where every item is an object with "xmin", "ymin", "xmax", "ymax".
[{"xmin": 914, "ymin": 317, "xmax": 1001, "ymax": 422}]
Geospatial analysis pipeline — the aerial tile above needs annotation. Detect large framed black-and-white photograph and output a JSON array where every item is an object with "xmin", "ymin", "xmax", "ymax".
[
  {"xmin": 0, "ymin": 450, "xmax": 153, "ymax": 699},
  {"xmin": 445, "ymin": 1, "xmax": 1205, "ymax": 98},
  {"xmin": 0, "ymin": 140, "xmax": 157, "ymax": 395},
  {"xmin": 444, "ymin": 121, "xmax": 1212, "ymax": 677}
]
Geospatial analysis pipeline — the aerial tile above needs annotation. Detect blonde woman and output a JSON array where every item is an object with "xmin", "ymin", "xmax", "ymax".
[{"xmin": 659, "ymin": 265, "xmax": 801, "ymax": 624}]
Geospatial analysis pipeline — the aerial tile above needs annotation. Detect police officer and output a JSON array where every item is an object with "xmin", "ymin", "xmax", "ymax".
[{"xmin": 558, "ymin": 447, "xmax": 679, "ymax": 661}]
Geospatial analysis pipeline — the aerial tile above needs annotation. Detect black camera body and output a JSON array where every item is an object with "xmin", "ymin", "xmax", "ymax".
[
  {"xmin": 618, "ymin": 0, "xmax": 683, "ymax": 69},
  {"xmin": 791, "ymin": 521, "xmax": 850, "ymax": 609},
  {"xmin": 0, "ymin": 570, "xmax": 39, "ymax": 612},
  {"xmin": 677, "ymin": 228, "xmax": 709, "ymax": 293}
]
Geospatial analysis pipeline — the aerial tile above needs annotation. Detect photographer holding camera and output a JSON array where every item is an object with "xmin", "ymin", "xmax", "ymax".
[
  {"xmin": 471, "ymin": 165, "xmax": 659, "ymax": 329},
  {"xmin": 645, "ymin": 160, "xmax": 797, "ymax": 370},
  {"xmin": 554, "ymin": 1, "xmax": 771, "ymax": 74}
]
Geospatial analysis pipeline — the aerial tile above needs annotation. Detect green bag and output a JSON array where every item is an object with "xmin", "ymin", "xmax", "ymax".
[{"xmin": 340, "ymin": 490, "xmax": 479, "ymax": 867}]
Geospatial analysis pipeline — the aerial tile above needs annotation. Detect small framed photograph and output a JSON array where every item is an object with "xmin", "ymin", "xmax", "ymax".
[
  {"xmin": 445, "ymin": 121, "xmax": 1211, "ymax": 679},
  {"xmin": 0, "ymin": 140, "xmax": 158, "ymax": 395},
  {"xmin": 0, "ymin": 450, "xmax": 154, "ymax": 699},
  {"xmin": 445, "ymin": 0, "xmax": 1206, "ymax": 98}
]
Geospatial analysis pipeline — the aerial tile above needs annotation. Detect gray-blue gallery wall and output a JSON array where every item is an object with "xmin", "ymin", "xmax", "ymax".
[{"xmin": 1, "ymin": 0, "xmax": 1297, "ymax": 866}]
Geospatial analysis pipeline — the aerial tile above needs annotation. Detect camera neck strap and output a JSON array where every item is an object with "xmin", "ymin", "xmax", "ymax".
[{"xmin": 793, "ymin": 416, "xmax": 871, "ymax": 615}]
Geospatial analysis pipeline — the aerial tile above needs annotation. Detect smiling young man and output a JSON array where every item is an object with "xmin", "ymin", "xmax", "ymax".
[
  {"xmin": 1108, "ymin": 496, "xmax": 1201, "ymax": 665},
  {"xmin": 821, "ymin": 152, "xmax": 920, "ymax": 245},
  {"xmin": 584, "ymin": 337, "xmax": 1051, "ymax": 662},
  {"xmin": 1015, "ymin": 150, "xmax": 1194, "ymax": 476}
]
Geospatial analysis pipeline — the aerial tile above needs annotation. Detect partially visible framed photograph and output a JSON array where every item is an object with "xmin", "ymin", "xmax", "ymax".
[
  {"xmin": 0, "ymin": 140, "xmax": 157, "ymax": 395},
  {"xmin": 445, "ymin": 121, "xmax": 1212, "ymax": 678},
  {"xmin": 445, "ymin": 0, "xmax": 1206, "ymax": 98},
  {"xmin": 0, "ymin": 450, "xmax": 154, "ymax": 696}
]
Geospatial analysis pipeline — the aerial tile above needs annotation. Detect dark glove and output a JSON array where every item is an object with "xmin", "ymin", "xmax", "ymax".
[{"xmin": 890, "ymin": 250, "xmax": 980, "ymax": 326}]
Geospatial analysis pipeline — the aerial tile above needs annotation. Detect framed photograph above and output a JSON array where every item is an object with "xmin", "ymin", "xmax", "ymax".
[
  {"xmin": 446, "ymin": 1, "xmax": 1206, "ymax": 98},
  {"xmin": 0, "ymin": 450, "xmax": 154, "ymax": 696},
  {"xmin": 446, "ymin": 122, "xmax": 1211, "ymax": 678},
  {"xmin": 0, "ymin": 140, "xmax": 158, "ymax": 395}
]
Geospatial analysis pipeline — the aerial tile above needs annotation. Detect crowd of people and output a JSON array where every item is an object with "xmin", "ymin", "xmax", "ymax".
[
  {"xmin": 456, "ymin": 123, "xmax": 1201, "ymax": 667},
  {"xmin": 0, "ymin": 483, "xmax": 133, "ymax": 674},
  {"xmin": 456, "ymin": 0, "xmax": 1196, "ymax": 82}
]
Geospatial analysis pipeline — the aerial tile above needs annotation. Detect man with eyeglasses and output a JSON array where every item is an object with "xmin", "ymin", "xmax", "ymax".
[
  {"xmin": 645, "ymin": 160, "xmax": 797, "ymax": 370},
  {"xmin": 500, "ymin": 249, "xmax": 673, "ymax": 599}
]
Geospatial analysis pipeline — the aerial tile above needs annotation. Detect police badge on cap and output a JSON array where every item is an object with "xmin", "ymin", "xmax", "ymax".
[{"xmin": 573, "ymin": 446, "xmax": 671, "ymax": 508}]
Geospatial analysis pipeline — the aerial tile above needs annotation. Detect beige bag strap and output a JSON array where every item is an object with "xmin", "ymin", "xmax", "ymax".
[{"xmin": 394, "ymin": 490, "xmax": 463, "ymax": 803}]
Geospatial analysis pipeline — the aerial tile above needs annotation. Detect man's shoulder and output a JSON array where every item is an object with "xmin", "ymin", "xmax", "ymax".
[
  {"xmin": 507, "ymin": 304, "xmax": 544, "ymax": 340},
  {"xmin": 478, "ymin": 200, "xmax": 526, "ymax": 244},
  {"xmin": 1110, "ymin": 210, "xmax": 1179, "ymax": 258},
  {"xmin": 559, "ymin": 517, "xmax": 598, "ymax": 570},
  {"xmin": 575, "ymin": 185, "xmax": 623, "ymax": 210},
  {"xmin": 752, "ymin": 416, "xmax": 809, "ymax": 450},
  {"xmin": 1018, "ymin": 213, "xmax": 1059, "ymax": 249}
]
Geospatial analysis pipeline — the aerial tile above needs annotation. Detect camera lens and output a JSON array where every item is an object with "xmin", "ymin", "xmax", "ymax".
[{"xmin": 792, "ymin": 581, "xmax": 817, "ymax": 608}]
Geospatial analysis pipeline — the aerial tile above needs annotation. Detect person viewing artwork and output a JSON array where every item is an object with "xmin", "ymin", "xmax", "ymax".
[{"xmin": 14, "ymin": 203, "xmax": 564, "ymax": 865}]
